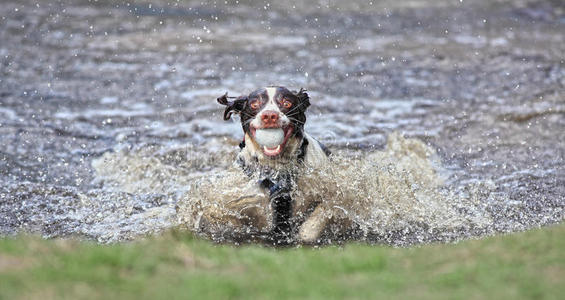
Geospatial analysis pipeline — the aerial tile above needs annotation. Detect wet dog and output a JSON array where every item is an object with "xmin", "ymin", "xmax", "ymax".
[{"xmin": 217, "ymin": 86, "xmax": 330, "ymax": 244}]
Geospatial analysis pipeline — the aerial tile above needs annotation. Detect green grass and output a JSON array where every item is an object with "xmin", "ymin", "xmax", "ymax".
[{"xmin": 1, "ymin": 224, "xmax": 564, "ymax": 300}]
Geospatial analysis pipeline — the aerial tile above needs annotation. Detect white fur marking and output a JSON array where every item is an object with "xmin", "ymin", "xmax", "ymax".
[
  {"xmin": 263, "ymin": 87, "xmax": 279, "ymax": 112},
  {"xmin": 303, "ymin": 132, "xmax": 329, "ymax": 168},
  {"xmin": 251, "ymin": 87, "xmax": 289, "ymax": 128}
]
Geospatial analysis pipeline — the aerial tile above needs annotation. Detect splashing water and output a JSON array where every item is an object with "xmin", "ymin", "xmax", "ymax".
[{"xmin": 92, "ymin": 133, "xmax": 492, "ymax": 245}]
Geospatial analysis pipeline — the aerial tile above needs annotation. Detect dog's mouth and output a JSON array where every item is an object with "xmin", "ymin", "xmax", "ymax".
[{"xmin": 250, "ymin": 125, "xmax": 294, "ymax": 157}]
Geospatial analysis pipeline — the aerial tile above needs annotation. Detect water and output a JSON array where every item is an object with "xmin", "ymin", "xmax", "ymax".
[{"xmin": 0, "ymin": 0, "xmax": 564, "ymax": 245}]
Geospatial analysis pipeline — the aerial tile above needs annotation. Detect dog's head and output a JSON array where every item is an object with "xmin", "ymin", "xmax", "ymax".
[{"xmin": 218, "ymin": 86, "xmax": 310, "ymax": 158}]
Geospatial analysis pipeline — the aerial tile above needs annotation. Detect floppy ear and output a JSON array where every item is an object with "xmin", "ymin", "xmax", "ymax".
[
  {"xmin": 296, "ymin": 88, "xmax": 310, "ymax": 110},
  {"xmin": 217, "ymin": 92, "xmax": 248, "ymax": 121}
]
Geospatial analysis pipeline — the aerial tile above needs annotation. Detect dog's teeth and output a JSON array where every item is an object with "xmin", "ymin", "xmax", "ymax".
[
  {"xmin": 263, "ymin": 145, "xmax": 281, "ymax": 154},
  {"xmin": 263, "ymin": 145, "xmax": 280, "ymax": 151}
]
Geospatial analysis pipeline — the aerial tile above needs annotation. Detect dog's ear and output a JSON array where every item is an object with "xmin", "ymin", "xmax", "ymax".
[
  {"xmin": 296, "ymin": 88, "xmax": 310, "ymax": 110},
  {"xmin": 217, "ymin": 93, "xmax": 248, "ymax": 121}
]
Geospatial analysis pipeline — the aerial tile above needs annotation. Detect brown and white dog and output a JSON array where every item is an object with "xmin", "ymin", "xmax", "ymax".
[{"xmin": 217, "ymin": 86, "xmax": 331, "ymax": 244}]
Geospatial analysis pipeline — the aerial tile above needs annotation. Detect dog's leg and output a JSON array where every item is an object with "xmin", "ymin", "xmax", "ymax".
[
  {"xmin": 271, "ymin": 189, "xmax": 292, "ymax": 244},
  {"xmin": 298, "ymin": 205, "xmax": 330, "ymax": 244},
  {"xmin": 260, "ymin": 179, "xmax": 293, "ymax": 245}
]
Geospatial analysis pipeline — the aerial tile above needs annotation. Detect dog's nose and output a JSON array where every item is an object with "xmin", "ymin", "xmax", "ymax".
[{"xmin": 261, "ymin": 110, "xmax": 279, "ymax": 126}]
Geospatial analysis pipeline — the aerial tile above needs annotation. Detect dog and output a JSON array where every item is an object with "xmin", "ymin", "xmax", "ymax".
[{"xmin": 217, "ymin": 86, "xmax": 331, "ymax": 244}]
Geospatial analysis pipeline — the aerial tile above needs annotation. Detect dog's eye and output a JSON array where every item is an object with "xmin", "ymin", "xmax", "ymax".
[
  {"xmin": 250, "ymin": 100, "xmax": 260, "ymax": 110},
  {"xmin": 282, "ymin": 100, "xmax": 292, "ymax": 109}
]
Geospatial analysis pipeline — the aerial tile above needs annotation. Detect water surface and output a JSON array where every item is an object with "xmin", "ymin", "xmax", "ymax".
[{"xmin": 0, "ymin": 0, "xmax": 564, "ymax": 245}]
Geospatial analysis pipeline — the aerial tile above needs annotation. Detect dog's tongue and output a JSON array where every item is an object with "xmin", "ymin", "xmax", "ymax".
[
  {"xmin": 263, "ymin": 144, "xmax": 282, "ymax": 156},
  {"xmin": 255, "ymin": 128, "xmax": 284, "ymax": 148}
]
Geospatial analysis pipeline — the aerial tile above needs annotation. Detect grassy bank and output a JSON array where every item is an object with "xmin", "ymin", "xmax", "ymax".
[{"xmin": 1, "ymin": 224, "xmax": 564, "ymax": 300}]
